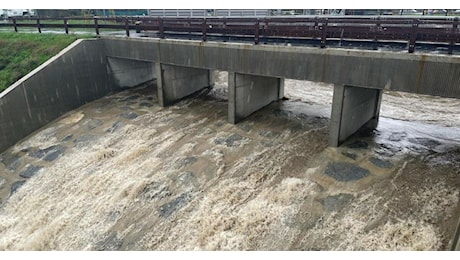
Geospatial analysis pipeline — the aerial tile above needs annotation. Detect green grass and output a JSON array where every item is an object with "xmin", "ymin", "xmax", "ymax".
[{"xmin": 0, "ymin": 32, "xmax": 94, "ymax": 93}]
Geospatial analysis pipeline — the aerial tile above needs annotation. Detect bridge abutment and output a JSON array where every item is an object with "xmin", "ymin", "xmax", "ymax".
[
  {"xmin": 329, "ymin": 85, "xmax": 382, "ymax": 147},
  {"xmin": 155, "ymin": 63, "xmax": 214, "ymax": 107},
  {"xmin": 228, "ymin": 72, "xmax": 284, "ymax": 124}
]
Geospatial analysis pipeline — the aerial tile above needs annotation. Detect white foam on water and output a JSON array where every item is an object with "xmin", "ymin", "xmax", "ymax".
[{"xmin": 0, "ymin": 78, "xmax": 458, "ymax": 250}]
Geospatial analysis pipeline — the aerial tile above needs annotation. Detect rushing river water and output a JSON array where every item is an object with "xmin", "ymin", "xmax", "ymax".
[{"xmin": 0, "ymin": 71, "xmax": 459, "ymax": 250}]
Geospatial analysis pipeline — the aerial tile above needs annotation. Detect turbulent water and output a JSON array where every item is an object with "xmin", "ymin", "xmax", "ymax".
[{"xmin": 0, "ymin": 71, "xmax": 459, "ymax": 250}]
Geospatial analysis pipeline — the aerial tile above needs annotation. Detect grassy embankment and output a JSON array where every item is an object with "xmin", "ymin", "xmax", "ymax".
[{"xmin": 0, "ymin": 32, "xmax": 94, "ymax": 93}]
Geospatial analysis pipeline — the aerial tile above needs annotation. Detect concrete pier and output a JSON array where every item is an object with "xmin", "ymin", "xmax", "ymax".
[
  {"xmin": 107, "ymin": 57, "xmax": 155, "ymax": 88},
  {"xmin": 228, "ymin": 72, "xmax": 284, "ymax": 124},
  {"xmin": 329, "ymin": 85, "xmax": 383, "ymax": 147},
  {"xmin": 155, "ymin": 63, "xmax": 214, "ymax": 107}
]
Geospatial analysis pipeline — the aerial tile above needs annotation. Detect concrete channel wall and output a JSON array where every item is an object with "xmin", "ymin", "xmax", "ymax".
[
  {"xmin": 2, "ymin": 36, "xmax": 460, "ymax": 152},
  {"xmin": 0, "ymin": 39, "xmax": 115, "ymax": 153}
]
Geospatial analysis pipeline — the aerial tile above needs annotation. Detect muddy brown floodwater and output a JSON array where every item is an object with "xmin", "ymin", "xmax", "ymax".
[{"xmin": 0, "ymin": 71, "xmax": 459, "ymax": 250}]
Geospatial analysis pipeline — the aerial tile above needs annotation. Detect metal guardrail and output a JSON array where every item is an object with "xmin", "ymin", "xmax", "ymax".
[{"xmin": 1, "ymin": 16, "xmax": 459, "ymax": 54}]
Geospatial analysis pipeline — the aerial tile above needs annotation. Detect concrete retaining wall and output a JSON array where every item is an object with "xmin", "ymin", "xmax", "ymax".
[{"xmin": 0, "ymin": 39, "xmax": 115, "ymax": 153}]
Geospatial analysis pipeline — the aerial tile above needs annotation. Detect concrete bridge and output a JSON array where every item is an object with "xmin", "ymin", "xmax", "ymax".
[{"xmin": 1, "ymin": 36, "xmax": 460, "ymax": 153}]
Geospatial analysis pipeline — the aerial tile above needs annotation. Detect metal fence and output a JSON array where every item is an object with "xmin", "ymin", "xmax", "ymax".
[{"xmin": 1, "ymin": 16, "xmax": 459, "ymax": 54}]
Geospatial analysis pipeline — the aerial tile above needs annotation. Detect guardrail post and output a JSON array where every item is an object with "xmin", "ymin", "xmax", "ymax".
[
  {"xmin": 321, "ymin": 18, "xmax": 328, "ymax": 48},
  {"xmin": 125, "ymin": 17, "xmax": 130, "ymax": 37},
  {"xmin": 64, "ymin": 18, "xmax": 69, "ymax": 34},
  {"xmin": 159, "ymin": 17, "xmax": 164, "ymax": 39},
  {"xmin": 135, "ymin": 20, "xmax": 141, "ymax": 33},
  {"xmin": 94, "ymin": 17, "xmax": 99, "ymax": 35},
  {"xmin": 448, "ymin": 17, "xmax": 458, "ymax": 55},
  {"xmin": 408, "ymin": 19, "xmax": 419, "ymax": 53},
  {"xmin": 13, "ymin": 18, "xmax": 17, "ymax": 32},
  {"xmin": 263, "ymin": 18, "xmax": 269, "ymax": 44},
  {"xmin": 202, "ymin": 18, "xmax": 207, "ymax": 41},
  {"xmin": 314, "ymin": 16, "xmax": 319, "ymax": 39},
  {"xmin": 374, "ymin": 16, "xmax": 381, "ymax": 42},
  {"xmin": 36, "ymin": 18, "xmax": 41, "ymax": 33},
  {"xmin": 222, "ymin": 18, "xmax": 227, "ymax": 42},
  {"xmin": 254, "ymin": 18, "xmax": 260, "ymax": 44},
  {"xmin": 188, "ymin": 18, "xmax": 192, "ymax": 40}
]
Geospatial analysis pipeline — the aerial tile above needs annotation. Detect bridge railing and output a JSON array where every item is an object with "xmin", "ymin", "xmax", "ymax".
[{"xmin": 1, "ymin": 16, "xmax": 459, "ymax": 54}]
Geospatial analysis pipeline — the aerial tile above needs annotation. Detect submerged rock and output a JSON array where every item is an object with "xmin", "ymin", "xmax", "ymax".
[
  {"xmin": 214, "ymin": 133, "xmax": 246, "ymax": 147},
  {"xmin": 141, "ymin": 182, "xmax": 172, "ymax": 201},
  {"xmin": 159, "ymin": 192, "xmax": 192, "ymax": 218},
  {"xmin": 178, "ymin": 172, "xmax": 195, "ymax": 185},
  {"xmin": 61, "ymin": 134, "xmax": 73, "ymax": 142},
  {"xmin": 74, "ymin": 134, "xmax": 97, "ymax": 146},
  {"xmin": 120, "ymin": 112, "xmax": 138, "ymax": 120},
  {"xmin": 19, "ymin": 165, "xmax": 43, "ymax": 178},
  {"xmin": 139, "ymin": 102, "xmax": 153, "ymax": 108},
  {"xmin": 87, "ymin": 119, "xmax": 103, "ymax": 130},
  {"xmin": 325, "ymin": 162, "xmax": 370, "ymax": 181},
  {"xmin": 1, "ymin": 152, "xmax": 21, "ymax": 171},
  {"xmin": 119, "ymin": 95, "xmax": 141, "ymax": 102},
  {"xmin": 341, "ymin": 152, "xmax": 357, "ymax": 160},
  {"xmin": 174, "ymin": 157, "xmax": 197, "ymax": 170},
  {"xmin": 388, "ymin": 132, "xmax": 407, "ymax": 142},
  {"xmin": 107, "ymin": 121, "xmax": 124, "ymax": 134},
  {"xmin": 96, "ymin": 232, "xmax": 124, "ymax": 251},
  {"xmin": 319, "ymin": 193, "xmax": 354, "ymax": 212},
  {"xmin": 346, "ymin": 140, "xmax": 369, "ymax": 149},
  {"xmin": 408, "ymin": 137, "xmax": 441, "ymax": 148},
  {"xmin": 259, "ymin": 130, "xmax": 281, "ymax": 138},
  {"xmin": 10, "ymin": 180, "xmax": 26, "ymax": 195},
  {"xmin": 369, "ymin": 157, "xmax": 393, "ymax": 169},
  {"xmin": 43, "ymin": 147, "xmax": 66, "ymax": 162},
  {"xmin": 29, "ymin": 145, "xmax": 66, "ymax": 162}
]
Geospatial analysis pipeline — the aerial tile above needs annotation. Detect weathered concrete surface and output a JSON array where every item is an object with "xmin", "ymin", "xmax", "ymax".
[
  {"xmin": 101, "ymin": 37, "xmax": 460, "ymax": 99},
  {"xmin": 228, "ymin": 72, "xmax": 284, "ymax": 124},
  {"xmin": 155, "ymin": 63, "xmax": 214, "ymax": 107},
  {"xmin": 329, "ymin": 85, "xmax": 382, "ymax": 147},
  {"xmin": 0, "ymin": 39, "xmax": 114, "ymax": 153},
  {"xmin": 107, "ymin": 57, "xmax": 155, "ymax": 88}
]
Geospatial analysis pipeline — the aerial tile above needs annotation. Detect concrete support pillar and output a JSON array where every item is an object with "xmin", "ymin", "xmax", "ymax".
[
  {"xmin": 329, "ymin": 85, "xmax": 383, "ymax": 147},
  {"xmin": 155, "ymin": 63, "xmax": 214, "ymax": 107},
  {"xmin": 228, "ymin": 72, "xmax": 284, "ymax": 124},
  {"xmin": 107, "ymin": 57, "xmax": 156, "ymax": 88}
]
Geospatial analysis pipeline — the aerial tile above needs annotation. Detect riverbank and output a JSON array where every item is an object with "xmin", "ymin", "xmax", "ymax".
[{"xmin": 0, "ymin": 32, "xmax": 93, "ymax": 92}]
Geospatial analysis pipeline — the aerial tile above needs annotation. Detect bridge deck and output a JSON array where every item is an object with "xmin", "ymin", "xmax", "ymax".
[{"xmin": 102, "ymin": 37, "xmax": 460, "ymax": 99}]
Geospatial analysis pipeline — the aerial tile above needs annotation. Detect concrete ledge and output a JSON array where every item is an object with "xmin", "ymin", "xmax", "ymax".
[{"xmin": 0, "ymin": 39, "xmax": 114, "ymax": 153}]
